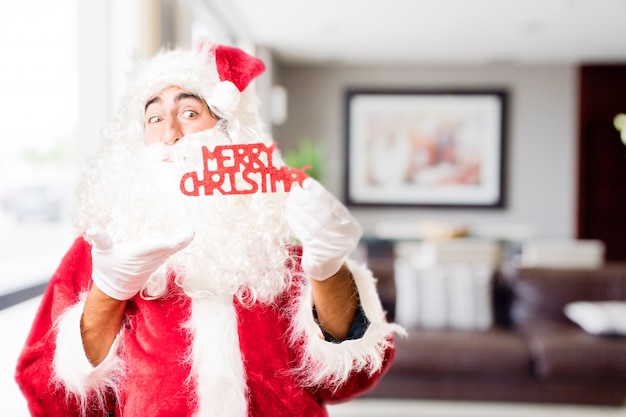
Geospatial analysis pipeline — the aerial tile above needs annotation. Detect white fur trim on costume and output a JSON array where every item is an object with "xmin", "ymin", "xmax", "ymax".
[
  {"xmin": 289, "ymin": 259, "xmax": 406, "ymax": 391},
  {"xmin": 186, "ymin": 295, "xmax": 248, "ymax": 417},
  {"xmin": 53, "ymin": 294, "xmax": 124, "ymax": 414}
]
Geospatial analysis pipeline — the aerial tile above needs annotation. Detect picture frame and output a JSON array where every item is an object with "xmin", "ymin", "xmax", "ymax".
[{"xmin": 344, "ymin": 89, "xmax": 507, "ymax": 208}]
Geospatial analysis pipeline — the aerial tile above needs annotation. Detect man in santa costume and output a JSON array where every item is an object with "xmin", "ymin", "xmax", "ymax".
[{"xmin": 15, "ymin": 42, "xmax": 403, "ymax": 417}]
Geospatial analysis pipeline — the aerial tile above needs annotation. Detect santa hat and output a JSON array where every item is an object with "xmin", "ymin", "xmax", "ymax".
[
  {"xmin": 212, "ymin": 44, "xmax": 266, "ymax": 111},
  {"xmin": 126, "ymin": 42, "xmax": 266, "ymax": 120}
]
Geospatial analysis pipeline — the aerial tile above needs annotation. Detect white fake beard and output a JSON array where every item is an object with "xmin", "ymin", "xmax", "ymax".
[{"xmin": 74, "ymin": 129, "xmax": 294, "ymax": 304}]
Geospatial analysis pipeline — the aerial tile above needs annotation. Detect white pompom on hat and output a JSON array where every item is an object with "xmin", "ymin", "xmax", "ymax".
[{"xmin": 212, "ymin": 80, "xmax": 241, "ymax": 112}]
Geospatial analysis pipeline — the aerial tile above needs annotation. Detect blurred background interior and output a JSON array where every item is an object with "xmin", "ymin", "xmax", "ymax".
[{"xmin": 1, "ymin": 0, "xmax": 626, "ymax": 415}]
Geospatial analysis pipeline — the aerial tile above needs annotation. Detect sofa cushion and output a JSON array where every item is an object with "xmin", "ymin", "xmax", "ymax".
[
  {"xmin": 391, "ymin": 329, "xmax": 530, "ymax": 376},
  {"xmin": 564, "ymin": 301, "xmax": 626, "ymax": 336},
  {"xmin": 526, "ymin": 327, "xmax": 626, "ymax": 381},
  {"xmin": 394, "ymin": 260, "xmax": 495, "ymax": 330},
  {"xmin": 508, "ymin": 266, "xmax": 626, "ymax": 328}
]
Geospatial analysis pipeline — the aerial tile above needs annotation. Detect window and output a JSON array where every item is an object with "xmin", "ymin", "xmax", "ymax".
[{"xmin": 0, "ymin": 0, "xmax": 78, "ymax": 297}]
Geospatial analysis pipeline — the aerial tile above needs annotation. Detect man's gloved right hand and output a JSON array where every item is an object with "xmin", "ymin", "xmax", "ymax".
[{"xmin": 85, "ymin": 229, "xmax": 195, "ymax": 301}]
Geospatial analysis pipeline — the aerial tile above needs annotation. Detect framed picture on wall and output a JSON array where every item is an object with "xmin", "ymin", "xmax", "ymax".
[{"xmin": 344, "ymin": 89, "xmax": 507, "ymax": 208}]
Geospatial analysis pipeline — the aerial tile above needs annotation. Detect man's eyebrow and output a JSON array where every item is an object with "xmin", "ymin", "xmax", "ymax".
[
  {"xmin": 144, "ymin": 92, "xmax": 204, "ymax": 111},
  {"xmin": 145, "ymin": 96, "xmax": 161, "ymax": 111},
  {"xmin": 175, "ymin": 92, "xmax": 203, "ymax": 103}
]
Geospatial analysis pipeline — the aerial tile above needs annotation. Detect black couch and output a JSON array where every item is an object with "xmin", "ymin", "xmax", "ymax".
[{"xmin": 365, "ymin": 252, "xmax": 626, "ymax": 406}]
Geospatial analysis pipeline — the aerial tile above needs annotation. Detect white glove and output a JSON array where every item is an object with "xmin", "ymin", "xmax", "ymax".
[
  {"xmin": 85, "ymin": 228, "xmax": 195, "ymax": 300},
  {"xmin": 285, "ymin": 178, "xmax": 363, "ymax": 280}
]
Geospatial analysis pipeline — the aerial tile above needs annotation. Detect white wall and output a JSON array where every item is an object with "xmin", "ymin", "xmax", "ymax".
[{"xmin": 273, "ymin": 64, "xmax": 578, "ymax": 240}]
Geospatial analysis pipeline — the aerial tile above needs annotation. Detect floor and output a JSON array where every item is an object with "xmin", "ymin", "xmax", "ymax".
[
  {"xmin": 327, "ymin": 399, "xmax": 626, "ymax": 417},
  {"xmin": 4, "ymin": 296, "xmax": 626, "ymax": 416}
]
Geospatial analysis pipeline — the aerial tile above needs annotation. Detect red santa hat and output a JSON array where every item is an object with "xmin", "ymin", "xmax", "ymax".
[
  {"xmin": 212, "ymin": 44, "xmax": 265, "ymax": 110},
  {"xmin": 208, "ymin": 43, "xmax": 266, "ymax": 112},
  {"xmin": 125, "ymin": 42, "xmax": 266, "ymax": 121}
]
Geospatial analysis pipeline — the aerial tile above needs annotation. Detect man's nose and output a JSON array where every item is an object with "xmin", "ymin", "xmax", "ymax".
[{"xmin": 161, "ymin": 119, "xmax": 183, "ymax": 145}]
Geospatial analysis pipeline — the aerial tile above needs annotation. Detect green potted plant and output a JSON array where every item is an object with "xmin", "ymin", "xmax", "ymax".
[{"xmin": 282, "ymin": 138, "xmax": 325, "ymax": 182}]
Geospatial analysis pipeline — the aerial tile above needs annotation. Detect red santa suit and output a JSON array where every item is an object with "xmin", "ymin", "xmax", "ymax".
[
  {"xmin": 14, "ymin": 42, "xmax": 403, "ymax": 417},
  {"xmin": 16, "ymin": 237, "xmax": 399, "ymax": 417}
]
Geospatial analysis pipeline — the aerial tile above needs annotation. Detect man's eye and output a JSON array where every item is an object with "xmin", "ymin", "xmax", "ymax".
[
  {"xmin": 182, "ymin": 110, "xmax": 198, "ymax": 119},
  {"xmin": 147, "ymin": 116, "xmax": 161, "ymax": 124}
]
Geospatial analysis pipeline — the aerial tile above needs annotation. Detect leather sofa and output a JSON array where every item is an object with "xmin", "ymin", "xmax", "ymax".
[{"xmin": 365, "ymin": 255, "xmax": 626, "ymax": 406}]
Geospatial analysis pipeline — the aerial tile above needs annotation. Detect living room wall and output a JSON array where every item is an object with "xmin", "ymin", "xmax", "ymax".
[{"xmin": 273, "ymin": 64, "xmax": 578, "ymax": 240}]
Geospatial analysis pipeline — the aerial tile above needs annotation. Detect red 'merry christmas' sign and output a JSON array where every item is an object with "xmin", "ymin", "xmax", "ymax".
[{"xmin": 180, "ymin": 142, "xmax": 309, "ymax": 196}]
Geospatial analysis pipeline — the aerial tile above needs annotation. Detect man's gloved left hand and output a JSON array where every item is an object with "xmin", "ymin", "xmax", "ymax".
[{"xmin": 285, "ymin": 178, "xmax": 363, "ymax": 280}]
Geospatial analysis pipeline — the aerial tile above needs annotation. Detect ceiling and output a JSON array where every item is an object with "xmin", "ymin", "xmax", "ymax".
[{"xmin": 200, "ymin": 0, "xmax": 626, "ymax": 66}]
